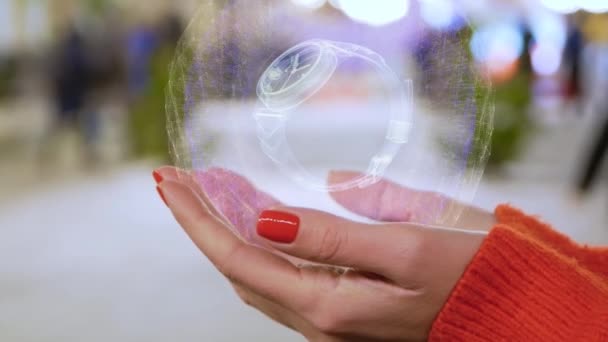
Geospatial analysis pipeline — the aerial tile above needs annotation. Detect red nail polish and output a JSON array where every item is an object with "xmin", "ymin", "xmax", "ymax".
[
  {"xmin": 153, "ymin": 170, "xmax": 163, "ymax": 184},
  {"xmin": 156, "ymin": 186, "xmax": 168, "ymax": 206},
  {"xmin": 257, "ymin": 210, "xmax": 300, "ymax": 244}
]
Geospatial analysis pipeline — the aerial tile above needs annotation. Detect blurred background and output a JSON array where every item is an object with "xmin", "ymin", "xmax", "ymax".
[{"xmin": 0, "ymin": 0, "xmax": 607, "ymax": 341}]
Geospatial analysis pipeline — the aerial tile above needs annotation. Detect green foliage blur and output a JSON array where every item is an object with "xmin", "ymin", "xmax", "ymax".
[
  {"xmin": 128, "ymin": 46, "xmax": 173, "ymax": 162},
  {"xmin": 0, "ymin": 57, "xmax": 17, "ymax": 99},
  {"xmin": 489, "ymin": 72, "xmax": 532, "ymax": 167}
]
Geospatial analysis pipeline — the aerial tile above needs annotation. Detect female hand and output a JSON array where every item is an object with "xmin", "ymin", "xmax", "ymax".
[{"xmin": 154, "ymin": 167, "xmax": 494, "ymax": 341}]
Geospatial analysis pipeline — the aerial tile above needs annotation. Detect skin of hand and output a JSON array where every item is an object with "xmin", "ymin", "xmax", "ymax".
[{"xmin": 154, "ymin": 166, "xmax": 495, "ymax": 341}]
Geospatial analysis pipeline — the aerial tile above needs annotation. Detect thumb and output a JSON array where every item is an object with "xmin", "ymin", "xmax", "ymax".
[
  {"xmin": 328, "ymin": 170, "xmax": 495, "ymax": 231},
  {"xmin": 255, "ymin": 207, "xmax": 486, "ymax": 283}
]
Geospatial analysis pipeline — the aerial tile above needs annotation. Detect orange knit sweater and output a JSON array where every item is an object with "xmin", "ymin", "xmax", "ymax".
[{"xmin": 430, "ymin": 205, "xmax": 608, "ymax": 341}]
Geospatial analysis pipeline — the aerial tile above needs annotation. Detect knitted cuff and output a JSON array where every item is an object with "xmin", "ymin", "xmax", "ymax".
[
  {"xmin": 429, "ymin": 225, "xmax": 608, "ymax": 341},
  {"xmin": 495, "ymin": 205, "xmax": 608, "ymax": 280}
]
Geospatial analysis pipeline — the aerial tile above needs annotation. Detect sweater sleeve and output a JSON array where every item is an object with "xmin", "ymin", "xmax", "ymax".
[
  {"xmin": 495, "ymin": 205, "xmax": 608, "ymax": 281},
  {"xmin": 429, "ymin": 205, "xmax": 608, "ymax": 341}
]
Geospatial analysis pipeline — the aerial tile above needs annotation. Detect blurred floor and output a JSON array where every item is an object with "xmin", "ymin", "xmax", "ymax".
[
  {"xmin": 0, "ymin": 95, "xmax": 301, "ymax": 340},
  {"xmin": 0, "ymin": 100, "xmax": 607, "ymax": 341},
  {"xmin": 0, "ymin": 163, "xmax": 302, "ymax": 342}
]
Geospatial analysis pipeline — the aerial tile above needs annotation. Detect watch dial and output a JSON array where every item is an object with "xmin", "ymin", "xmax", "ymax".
[{"xmin": 260, "ymin": 44, "xmax": 321, "ymax": 96}]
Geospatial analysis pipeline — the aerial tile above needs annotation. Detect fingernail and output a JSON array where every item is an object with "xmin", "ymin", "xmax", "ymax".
[
  {"xmin": 156, "ymin": 186, "xmax": 168, "ymax": 206},
  {"xmin": 257, "ymin": 210, "xmax": 300, "ymax": 244},
  {"xmin": 153, "ymin": 170, "xmax": 163, "ymax": 184}
]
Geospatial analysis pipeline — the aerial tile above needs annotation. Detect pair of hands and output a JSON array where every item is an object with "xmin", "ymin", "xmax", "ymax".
[{"xmin": 154, "ymin": 166, "xmax": 494, "ymax": 341}]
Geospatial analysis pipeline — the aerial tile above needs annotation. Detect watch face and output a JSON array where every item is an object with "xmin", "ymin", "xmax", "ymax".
[{"xmin": 260, "ymin": 43, "xmax": 322, "ymax": 97}]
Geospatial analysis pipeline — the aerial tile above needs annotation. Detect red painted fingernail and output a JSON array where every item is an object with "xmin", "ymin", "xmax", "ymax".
[
  {"xmin": 156, "ymin": 186, "xmax": 168, "ymax": 206},
  {"xmin": 152, "ymin": 170, "xmax": 163, "ymax": 184},
  {"xmin": 257, "ymin": 210, "xmax": 300, "ymax": 244}
]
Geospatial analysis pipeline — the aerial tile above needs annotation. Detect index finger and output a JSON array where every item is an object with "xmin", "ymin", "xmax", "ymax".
[
  {"xmin": 156, "ymin": 166, "xmax": 282, "ymax": 242},
  {"xmin": 159, "ymin": 180, "xmax": 315, "ymax": 313}
]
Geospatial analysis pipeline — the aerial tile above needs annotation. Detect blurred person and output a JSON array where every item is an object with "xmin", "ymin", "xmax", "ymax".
[
  {"xmin": 40, "ymin": 24, "xmax": 100, "ymax": 167},
  {"xmin": 53, "ymin": 26, "xmax": 88, "ymax": 129},
  {"xmin": 577, "ymin": 102, "xmax": 608, "ymax": 195},
  {"xmin": 563, "ymin": 17, "xmax": 585, "ymax": 110},
  {"xmin": 153, "ymin": 166, "xmax": 608, "ymax": 341},
  {"xmin": 124, "ymin": 12, "xmax": 182, "ymax": 100},
  {"xmin": 84, "ymin": 8, "xmax": 129, "ymax": 164},
  {"xmin": 576, "ymin": 15, "xmax": 608, "ymax": 195},
  {"xmin": 126, "ymin": 23, "xmax": 157, "ymax": 99}
]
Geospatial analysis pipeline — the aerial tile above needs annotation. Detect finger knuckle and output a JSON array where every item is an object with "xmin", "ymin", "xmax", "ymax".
[
  {"xmin": 394, "ymin": 230, "xmax": 427, "ymax": 273},
  {"xmin": 315, "ymin": 227, "xmax": 346, "ymax": 262}
]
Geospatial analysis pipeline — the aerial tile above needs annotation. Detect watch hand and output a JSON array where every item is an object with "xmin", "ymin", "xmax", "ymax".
[
  {"xmin": 292, "ymin": 63, "xmax": 312, "ymax": 73},
  {"xmin": 280, "ymin": 54, "xmax": 300, "ymax": 89},
  {"xmin": 291, "ymin": 54, "xmax": 300, "ymax": 73}
]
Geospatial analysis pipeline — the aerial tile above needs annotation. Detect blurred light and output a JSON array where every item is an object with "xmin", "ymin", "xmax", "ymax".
[
  {"xmin": 460, "ymin": 0, "xmax": 493, "ymax": 22},
  {"xmin": 579, "ymin": 0, "xmax": 608, "ymax": 13},
  {"xmin": 531, "ymin": 43, "xmax": 562, "ymax": 76},
  {"xmin": 528, "ymin": 12, "xmax": 567, "ymax": 76},
  {"xmin": 471, "ymin": 23, "xmax": 524, "ymax": 73},
  {"xmin": 291, "ymin": 0, "xmax": 327, "ymax": 10},
  {"xmin": 529, "ymin": 12, "xmax": 567, "ymax": 49},
  {"xmin": 540, "ymin": 0, "xmax": 608, "ymax": 14},
  {"xmin": 336, "ymin": 0, "xmax": 410, "ymax": 26},
  {"xmin": 419, "ymin": 0, "xmax": 456, "ymax": 30},
  {"xmin": 539, "ymin": 0, "xmax": 580, "ymax": 14},
  {"xmin": 328, "ymin": 0, "xmax": 342, "ymax": 9}
]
